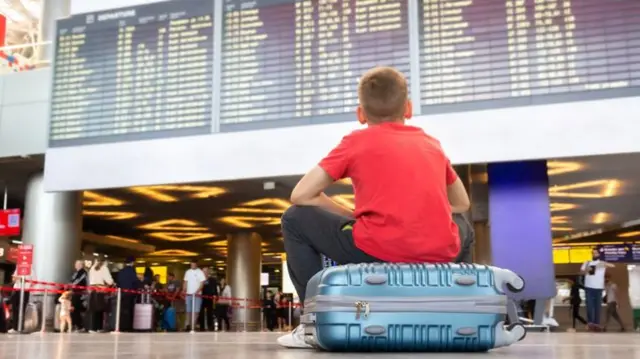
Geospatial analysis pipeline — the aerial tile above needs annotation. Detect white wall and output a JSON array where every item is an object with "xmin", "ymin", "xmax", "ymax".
[
  {"xmin": 44, "ymin": 95, "xmax": 640, "ymax": 191},
  {"xmin": 70, "ymin": 0, "xmax": 167, "ymax": 14}
]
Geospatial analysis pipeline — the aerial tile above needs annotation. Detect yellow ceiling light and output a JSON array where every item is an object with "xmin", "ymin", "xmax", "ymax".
[
  {"xmin": 337, "ymin": 178, "xmax": 353, "ymax": 185},
  {"xmin": 83, "ymin": 210, "xmax": 138, "ymax": 220},
  {"xmin": 592, "ymin": 212, "xmax": 610, "ymax": 225},
  {"xmin": 204, "ymin": 258, "xmax": 213, "ymax": 261},
  {"xmin": 551, "ymin": 216, "xmax": 570, "ymax": 224},
  {"xmin": 219, "ymin": 216, "xmax": 281, "ymax": 228},
  {"xmin": 83, "ymin": 191, "xmax": 125, "ymax": 207},
  {"xmin": 550, "ymin": 203, "xmax": 577, "ymax": 212},
  {"xmin": 129, "ymin": 185, "xmax": 227, "ymax": 202},
  {"xmin": 228, "ymin": 198, "xmax": 292, "ymax": 214},
  {"xmin": 168, "ymin": 259, "xmax": 180, "ymax": 263},
  {"xmin": 331, "ymin": 194, "xmax": 355, "ymax": 210},
  {"xmin": 471, "ymin": 172, "xmax": 488, "ymax": 184},
  {"xmin": 209, "ymin": 240, "xmax": 227, "ymax": 247},
  {"xmin": 618, "ymin": 231, "xmax": 640, "ymax": 238},
  {"xmin": 549, "ymin": 179, "xmax": 621, "ymax": 199},
  {"xmin": 105, "ymin": 235, "xmax": 140, "ymax": 244},
  {"xmin": 148, "ymin": 249, "xmax": 199, "ymax": 257},
  {"xmin": 547, "ymin": 161, "xmax": 583, "ymax": 175},
  {"xmin": 138, "ymin": 219, "xmax": 208, "ymax": 231},
  {"xmin": 552, "ymin": 227, "xmax": 573, "ymax": 232},
  {"xmin": 147, "ymin": 232, "xmax": 215, "ymax": 242}
]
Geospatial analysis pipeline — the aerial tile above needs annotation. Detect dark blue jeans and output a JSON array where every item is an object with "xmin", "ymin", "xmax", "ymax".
[{"xmin": 585, "ymin": 287, "xmax": 603, "ymax": 325}]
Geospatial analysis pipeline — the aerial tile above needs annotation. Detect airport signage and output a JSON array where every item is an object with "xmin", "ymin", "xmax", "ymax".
[
  {"xmin": 596, "ymin": 244, "xmax": 640, "ymax": 263},
  {"xmin": 0, "ymin": 209, "xmax": 20, "ymax": 236},
  {"xmin": 16, "ymin": 244, "xmax": 33, "ymax": 276}
]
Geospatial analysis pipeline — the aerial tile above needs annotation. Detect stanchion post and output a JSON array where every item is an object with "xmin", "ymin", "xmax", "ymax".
[
  {"xmin": 260, "ymin": 306, "xmax": 264, "ymax": 332},
  {"xmin": 190, "ymin": 294, "xmax": 196, "ymax": 334},
  {"xmin": 288, "ymin": 301, "xmax": 292, "ymax": 330},
  {"xmin": 40, "ymin": 289, "xmax": 48, "ymax": 333},
  {"xmin": 243, "ymin": 298, "xmax": 248, "ymax": 332},
  {"xmin": 17, "ymin": 277, "xmax": 25, "ymax": 333},
  {"xmin": 113, "ymin": 288, "xmax": 122, "ymax": 334}
]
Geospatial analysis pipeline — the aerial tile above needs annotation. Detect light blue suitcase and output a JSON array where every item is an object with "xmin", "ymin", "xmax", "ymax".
[{"xmin": 301, "ymin": 263, "xmax": 526, "ymax": 352}]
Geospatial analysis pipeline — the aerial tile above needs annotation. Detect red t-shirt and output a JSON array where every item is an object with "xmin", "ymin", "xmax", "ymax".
[{"xmin": 319, "ymin": 122, "xmax": 460, "ymax": 263}]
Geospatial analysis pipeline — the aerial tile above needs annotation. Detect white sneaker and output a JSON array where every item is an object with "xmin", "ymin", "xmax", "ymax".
[
  {"xmin": 277, "ymin": 324, "xmax": 313, "ymax": 349},
  {"xmin": 7, "ymin": 329, "xmax": 17, "ymax": 334}
]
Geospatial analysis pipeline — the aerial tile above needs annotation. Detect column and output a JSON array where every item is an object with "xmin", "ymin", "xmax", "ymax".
[
  {"xmin": 470, "ymin": 166, "xmax": 491, "ymax": 264},
  {"xmin": 488, "ymin": 161, "xmax": 556, "ymax": 308},
  {"xmin": 227, "ymin": 232, "xmax": 262, "ymax": 330},
  {"xmin": 22, "ymin": 173, "xmax": 82, "ymax": 285},
  {"xmin": 38, "ymin": 0, "xmax": 71, "ymax": 63}
]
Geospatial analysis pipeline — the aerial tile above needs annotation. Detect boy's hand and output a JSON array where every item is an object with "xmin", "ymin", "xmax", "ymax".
[{"xmin": 291, "ymin": 166, "xmax": 354, "ymax": 217}]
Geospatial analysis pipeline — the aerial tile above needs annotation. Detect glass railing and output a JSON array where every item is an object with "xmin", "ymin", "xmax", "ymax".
[{"xmin": 0, "ymin": 42, "xmax": 51, "ymax": 74}]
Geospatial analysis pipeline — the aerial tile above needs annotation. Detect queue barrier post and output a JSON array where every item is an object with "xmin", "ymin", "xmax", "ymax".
[
  {"xmin": 40, "ymin": 289, "xmax": 49, "ymax": 333},
  {"xmin": 190, "ymin": 294, "xmax": 196, "ymax": 334},
  {"xmin": 17, "ymin": 277, "xmax": 25, "ymax": 333},
  {"xmin": 111, "ymin": 288, "xmax": 122, "ymax": 335},
  {"xmin": 243, "ymin": 298, "xmax": 248, "ymax": 332},
  {"xmin": 288, "ymin": 302, "xmax": 293, "ymax": 330},
  {"xmin": 260, "ymin": 306, "xmax": 264, "ymax": 332}
]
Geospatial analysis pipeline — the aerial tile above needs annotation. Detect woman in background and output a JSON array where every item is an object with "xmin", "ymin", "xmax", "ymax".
[
  {"xmin": 564, "ymin": 277, "xmax": 587, "ymax": 332},
  {"xmin": 216, "ymin": 278, "xmax": 232, "ymax": 331},
  {"xmin": 87, "ymin": 258, "xmax": 114, "ymax": 333}
]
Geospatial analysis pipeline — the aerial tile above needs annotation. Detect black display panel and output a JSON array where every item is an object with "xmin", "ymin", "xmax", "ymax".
[
  {"xmin": 220, "ymin": 0, "xmax": 411, "ymax": 131},
  {"xmin": 50, "ymin": 0, "xmax": 214, "ymax": 147},
  {"xmin": 419, "ymin": 0, "xmax": 640, "ymax": 113}
]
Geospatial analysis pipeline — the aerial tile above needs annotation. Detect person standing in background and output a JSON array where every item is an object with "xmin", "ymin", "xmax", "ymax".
[
  {"xmin": 563, "ymin": 278, "xmax": 587, "ymax": 332},
  {"xmin": 216, "ymin": 278, "xmax": 232, "ymax": 331},
  {"xmin": 199, "ymin": 267, "xmax": 218, "ymax": 332},
  {"xmin": 604, "ymin": 276, "xmax": 626, "ymax": 332},
  {"xmin": 70, "ymin": 260, "xmax": 87, "ymax": 332},
  {"xmin": 183, "ymin": 260, "xmax": 206, "ymax": 332},
  {"xmin": 8, "ymin": 267, "xmax": 33, "ymax": 334},
  {"xmin": 116, "ymin": 257, "xmax": 141, "ymax": 332},
  {"xmin": 87, "ymin": 258, "xmax": 114, "ymax": 333},
  {"xmin": 580, "ymin": 249, "xmax": 614, "ymax": 330}
]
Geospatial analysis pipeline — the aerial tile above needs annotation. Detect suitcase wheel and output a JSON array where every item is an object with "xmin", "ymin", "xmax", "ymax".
[
  {"xmin": 505, "ymin": 275, "xmax": 525, "ymax": 294},
  {"xmin": 506, "ymin": 323, "xmax": 527, "ymax": 342}
]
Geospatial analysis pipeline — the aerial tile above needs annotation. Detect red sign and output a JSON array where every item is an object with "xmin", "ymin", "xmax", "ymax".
[
  {"xmin": 0, "ymin": 209, "xmax": 21, "ymax": 236},
  {"xmin": 16, "ymin": 244, "xmax": 33, "ymax": 276}
]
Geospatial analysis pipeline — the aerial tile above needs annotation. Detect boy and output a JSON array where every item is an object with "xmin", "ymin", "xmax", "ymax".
[{"xmin": 278, "ymin": 67, "xmax": 471, "ymax": 348}]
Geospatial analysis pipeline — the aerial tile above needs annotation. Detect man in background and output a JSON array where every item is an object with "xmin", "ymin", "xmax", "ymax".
[
  {"xmin": 70, "ymin": 260, "xmax": 88, "ymax": 332},
  {"xmin": 604, "ymin": 276, "xmax": 626, "ymax": 332},
  {"xmin": 183, "ymin": 260, "xmax": 205, "ymax": 332},
  {"xmin": 580, "ymin": 249, "xmax": 614, "ymax": 329},
  {"xmin": 117, "ymin": 257, "xmax": 141, "ymax": 332},
  {"xmin": 199, "ymin": 267, "xmax": 218, "ymax": 331}
]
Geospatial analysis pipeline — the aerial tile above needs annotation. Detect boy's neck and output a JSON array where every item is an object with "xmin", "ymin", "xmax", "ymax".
[{"xmin": 369, "ymin": 118, "xmax": 405, "ymax": 126}]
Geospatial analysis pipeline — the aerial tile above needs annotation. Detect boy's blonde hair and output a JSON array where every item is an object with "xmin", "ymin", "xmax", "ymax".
[{"xmin": 358, "ymin": 67, "xmax": 408, "ymax": 124}]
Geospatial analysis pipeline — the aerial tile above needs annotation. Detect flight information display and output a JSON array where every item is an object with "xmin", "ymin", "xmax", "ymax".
[
  {"xmin": 219, "ymin": 0, "xmax": 411, "ymax": 130},
  {"xmin": 419, "ymin": 0, "xmax": 640, "ymax": 112},
  {"xmin": 50, "ymin": 0, "xmax": 214, "ymax": 146}
]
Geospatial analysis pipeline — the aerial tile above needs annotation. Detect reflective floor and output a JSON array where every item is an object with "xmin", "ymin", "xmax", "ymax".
[{"xmin": 0, "ymin": 332, "xmax": 638, "ymax": 359}]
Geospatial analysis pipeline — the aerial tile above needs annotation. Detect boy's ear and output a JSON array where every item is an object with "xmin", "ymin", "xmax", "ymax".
[
  {"xmin": 404, "ymin": 100, "xmax": 413, "ymax": 120},
  {"xmin": 356, "ymin": 106, "xmax": 367, "ymax": 125}
]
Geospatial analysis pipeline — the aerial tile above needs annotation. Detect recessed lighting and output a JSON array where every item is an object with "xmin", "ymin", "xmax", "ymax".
[
  {"xmin": 147, "ymin": 249, "xmax": 199, "ymax": 257},
  {"xmin": 152, "ymin": 263, "xmax": 159, "ymax": 266},
  {"xmin": 129, "ymin": 185, "xmax": 227, "ymax": 203},
  {"xmin": 83, "ymin": 211, "xmax": 138, "ymax": 220},
  {"xmin": 592, "ymin": 212, "xmax": 610, "ymax": 225},
  {"xmin": 551, "ymin": 227, "xmax": 573, "ymax": 232},
  {"xmin": 147, "ymin": 232, "xmax": 215, "ymax": 242},
  {"xmin": 219, "ymin": 216, "xmax": 281, "ymax": 228},
  {"xmin": 551, "ymin": 216, "xmax": 570, "ymax": 224},
  {"xmin": 618, "ymin": 231, "xmax": 640, "ymax": 238},
  {"xmin": 550, "ymin": 203, "xmax": 578, "ymax": 212},
  {"xmin": 204, "ymin": 258, "xmax": 213, "ymax": 261},
  {"xmin": 549, "ymin": 179, "xmax": 621, "ymax": 199},
  {"xmin": 83, "ymin": 191, "xmax": 125, "ymax": 207},
  {"xmin": 547, "ymin": 161, "xmax": 584, "ymax": 176},
  {"xmin": 228, "ymin": 198, "xmax": 291, "ymax": 214},
  {"xmin": 138, "ymin": 219, "xmax": 208, "ymax": 231}
]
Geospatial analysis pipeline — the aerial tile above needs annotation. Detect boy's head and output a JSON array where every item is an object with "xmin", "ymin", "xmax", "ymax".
[{"xmin": 357, "ymin": 67, "xmax": 411, "ymax": 125}]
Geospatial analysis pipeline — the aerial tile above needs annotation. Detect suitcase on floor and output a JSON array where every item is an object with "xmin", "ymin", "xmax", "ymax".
[
  {"xmin": 301, "ymin": 263, "xmax": 526, "ymax": 352},
  {"xmin": 133, "ymin": 293, "xmax": 154, "ymax": 332},
  {"xmin": 162, "ymin": 306, "xmax": 177, "ymax": 331}
]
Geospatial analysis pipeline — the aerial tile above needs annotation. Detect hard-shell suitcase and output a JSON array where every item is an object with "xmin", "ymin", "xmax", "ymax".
[
  {"xmin": 302, "ymin": 263, "xmax": 526, "ymax": 352},
  {"xmin": 133, "ymin": 293, "xmax": 154, "ymax": 332},
  {"xmin": 162, "ymin": 306, "xmax": 177, "ymax": 331}
]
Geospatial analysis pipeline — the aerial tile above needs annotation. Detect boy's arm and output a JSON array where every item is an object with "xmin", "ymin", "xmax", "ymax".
[
  {"xmin": 290, "ymin": 166, "xmax": 354, "ymax": 218},
  {"xmin": 446, "ymin": 163, "xmax": 471, "ymax": 213}
]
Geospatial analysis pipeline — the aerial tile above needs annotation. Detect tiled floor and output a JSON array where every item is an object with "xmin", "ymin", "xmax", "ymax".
[{"xmin": 0, "ymin": 332, "xmax": 638, "ymax": 358}]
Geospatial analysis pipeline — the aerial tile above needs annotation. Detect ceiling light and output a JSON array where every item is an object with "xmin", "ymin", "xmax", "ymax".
[
  {"xmin": 136, "ymin": 260, "xmax": 146, "ymax": 264},
  {"xmin": 204, "ymin": 258, "xmax": 212, "ymax": 261},
  {"xmin": 228, "ymin": 198, "xmax": 291, "ymax": 214},
  {"xmin": 148, "ymin": 249, "xmax": 199, "ymax": 257},
  {"xmin": 618, "ymin": 231, "xmax": 640, "ymax": 238},
  {"xmin": 219, "ymin": 216, "xmax": 281, "ymax": 228},
  {"xmin": 549, "ymin": 179, "xmax": 621, "ymax": 199},
  {"xmin": 83, "ymin": 191, "xmax": 125, "ymax": 207},
  {"xmin": 551, "ymin": 227, "xmax": 573, "ymax": 232},
  {"xmin": 547, "ymin": 161, "xmax": 583, "ymax": 175},
  {"xmin": 147, "ymin": 232, "xmax": 215, "ymax": 242},
  {"xmin": 11, "ymin": 240, "xmax": 22, "ymax": 244},
  {"xmin": 337, "ymin": 178, "xmax": 352, "ymax": 185},
  {"xmin": 209, "ymin": 240, "xmax": 227, "ymax": 247},
  {"xmin": 138, "ymin": 219, "xmax": 208, "ymax": 231},
  {"xmin": 152, "ymin": 263, "xmax": 159, "ymax": 266},
  {"xmin": 83, "ymin": 210, "xmax": 138, "ymax": 220},
  {"xmin": 331, "ymin": 194, "xmax": 355, "ymax": 210},
  {"xmin": 218, "ymin": 267, "xmax": 225, "ymax": 270},
  {"xmin": 551, "ymin": 216, "xmax": 570, "ymax": 224},
  {"xmin": 129, "ymin": 185, "xmax": 227, "ymax": 202},
  {"xmin": 592, "ymin": 212, "xmax": 610, "ymax": 225},
  {"xmin": 105, "ymin": 235, "xmax": 141, "ymax": 244},
  {"xmin": 550, "ymin": 203, "xmax": 577, "ymax": 212},
  {"xmin": 183, "ymin": 262, "xmax": 190, "ymax": 265},
  {"xmin": 168, "ymin": 259, "xmax": 180, "ymax": 263}
]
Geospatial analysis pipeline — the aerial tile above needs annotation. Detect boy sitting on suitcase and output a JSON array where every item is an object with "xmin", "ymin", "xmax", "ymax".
[{"xmin": 278, "ymin": 66, "xmax": 472, "ymax": 348}]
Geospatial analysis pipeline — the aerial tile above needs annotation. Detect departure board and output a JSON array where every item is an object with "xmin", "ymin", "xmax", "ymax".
[
  {"xmin": 220, "ymin": 0, "xmax": 411, "ymax": 131},
  {"xmin": 50, "ymin": 0, "xmax": 214, "ymax": 147},
  {"xmin": 419, "ymin": 0, "xmax": 640, "ymax": 113}
]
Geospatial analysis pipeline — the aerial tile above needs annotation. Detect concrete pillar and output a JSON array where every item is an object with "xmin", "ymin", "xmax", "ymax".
[
  {"xmin": 38, "ymin": 0, "xmax": 71, "ymax": 63},
  {"xmin": 227, "ymin": 232, "xmax": 262, "ymax": 330}
]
